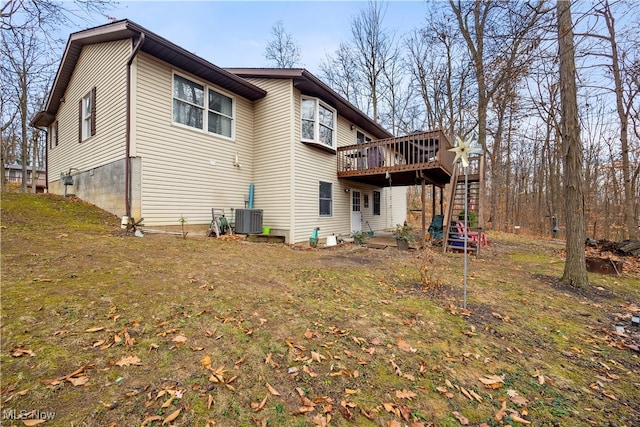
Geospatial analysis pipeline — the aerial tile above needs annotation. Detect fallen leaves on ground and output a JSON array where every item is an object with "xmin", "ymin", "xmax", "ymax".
[
  {"xmin": 397, "ymin": 337, "xmax": 417, "ymax": 353},
  {"xmin": 22, "ymin": 420, "xmax": 46, "ymax": 426},
  {"xmin": 171, "ymin": 334, "xmax": 187, "ymax": 346},
  {"xmin": 452, "ymin": 411, "xmax": 469, "ymax": 425},
  {"xmin": 162, "ymin": 408, "xmax": 181, "ymax": 425},
  {"xmin": 41, "ymin": 364, "xmax": 94, "ymax": 387},
  {"xmin": 11, "ymin": 347, "xmax": 36, "ymax": 357},
  {"xmin": 265, "ymin": 382, "xmax": 281, "ymax": 396},
  {"xmin": 115, "ymin": 355, "xmax": 142, "ymax": 367},
  {"xmin": 478, "ymin": 374, "xmax": 504, "ymax": 389}
]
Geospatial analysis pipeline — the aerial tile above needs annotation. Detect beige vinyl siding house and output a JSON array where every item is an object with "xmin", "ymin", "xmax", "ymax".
[
  {"xmin": 234, "ymin": 70, "xmax": 399, "ymax": 243},
  {"xmin": 33, "ymin": 20, "xmax": 405, "ymax": 244},
  {"xmin": 133, "ymin": 53, "xmax": 257, "ymax": 226},
  {"xmin": 247, "ymin": 78, "xmax": 295, "ymax": 241},
  {"xmin": 47, "ymin": 39, "xmax": 130, "ymax": 214}
]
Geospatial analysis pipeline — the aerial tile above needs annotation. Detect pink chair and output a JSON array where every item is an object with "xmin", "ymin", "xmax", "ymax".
[{"xmin": 455, "ymin": 221, "xmax": 488, "ymax": 248}]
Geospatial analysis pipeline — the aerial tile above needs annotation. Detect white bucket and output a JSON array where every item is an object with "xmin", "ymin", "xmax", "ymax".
[
  {"xmin": 326, "ymin": 235, "xmax": 337, "ymax": 246},
  {"xmin": 121, "ymin": 216, "xmax": 130, "ymax": 229}
]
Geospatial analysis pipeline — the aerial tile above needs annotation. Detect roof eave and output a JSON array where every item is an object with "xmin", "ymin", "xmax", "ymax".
[
  {"xmin": 38, "ymin": 20, "xmax": 267, "ymax": 122},
  {"xmin": 225, "ymin": 68, "xmax": 393, "ymax": 140},
  {"xmin": 30, "ymin": 111, "xmax": 55, "ymax": 128}
]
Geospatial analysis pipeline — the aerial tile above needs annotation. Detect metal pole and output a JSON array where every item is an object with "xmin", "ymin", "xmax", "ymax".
[
  {"xmin": 463, "ymin": 166, "xmax": 468, "ymax": 309},
  {"xmin": 421, "ymin": 177, "xmax": 426, "ymax": 245}
]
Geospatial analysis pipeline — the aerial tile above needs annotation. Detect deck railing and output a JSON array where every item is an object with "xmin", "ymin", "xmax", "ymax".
[{"xmin": 337, "ymin": 130, "xmax": 454, "ymax": 178}]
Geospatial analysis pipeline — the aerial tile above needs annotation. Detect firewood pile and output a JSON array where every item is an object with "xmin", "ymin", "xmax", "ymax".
[
  {"xmin": 588, "ymin": 239, "xmax": 640, "ymax": 256},
  {"xmin": 585, "ymin": 239, "xmax": 640, "ymax": 275}
]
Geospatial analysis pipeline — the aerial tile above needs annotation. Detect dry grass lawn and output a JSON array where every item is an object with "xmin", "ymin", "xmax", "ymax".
[{"xmin": 1, "ymin": 192, "xmax": 639, "ymax": 426}]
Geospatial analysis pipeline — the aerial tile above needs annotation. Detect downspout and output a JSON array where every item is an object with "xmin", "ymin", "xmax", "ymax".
[
  {"xmin": 33, "ymin": 126, "xmax": 49, "ymax": 193},
  {"xmin": 32, "ymin": 126, "xmax": 48, "ymax": 192},
  {"xmin": 125, "ymin": 32, "xmax": 145, "ymax": 217},
  {"xmin": 43, "ymin": 128, "xmax": 48, "ymax": 192}
]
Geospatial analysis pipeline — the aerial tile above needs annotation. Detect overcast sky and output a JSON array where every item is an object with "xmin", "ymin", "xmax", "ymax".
[{"xmin": 92, "ymin": 1, "xmax": 430, "ymax": 74}]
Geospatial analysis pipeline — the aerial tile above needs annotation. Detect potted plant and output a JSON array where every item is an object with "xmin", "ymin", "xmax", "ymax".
[
  {"xmin": 351, "ymin": 230, "xmax": 369, "ymax": 245},
  {"xmin": 394, "ymin": 223, "xmax": 415, "ymax": 251}
]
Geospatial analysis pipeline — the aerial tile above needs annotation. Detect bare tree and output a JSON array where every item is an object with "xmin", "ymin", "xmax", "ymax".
[
  {"xmin": 591, "ymin": 0, "xmax": 639, "ymax": 239},
  {"xmin": 320, "ymin": 1, "xmax": 400, "ymax": 130},
  {"xmin": 448, "ymin": 0, "xmax": 547, "ymax": 228},
  {"xmin": 1, "ymin": 0, "xmax": 111, "ymax": 33},
  {"xmin": 1, "ymin": 23, "xmax": 55, "ymax": 192},
  {"xmin": 350, "ymin": 1, "xmax": 397, "ymax": 124},
  {"xmin": 0, "ymin": 62, "xmax": 18, "ymax": 191},
  {"xmin": 378, "ymin": 48, "xmax": 407, "ymax": 136},
  {"xmin": 1, "ymin": 0, "xmax": 114, "ymax": 192},
  {"xmin": 264, "ymin": 20, "xmax": 301, "ymax": 68},
  {"xmin": 320, "ymin": 43, "xmax": 368, "ymax": 113},
  {"xmin": 557, "ymin": 0, "xmax": 588, "ymax": 288}
]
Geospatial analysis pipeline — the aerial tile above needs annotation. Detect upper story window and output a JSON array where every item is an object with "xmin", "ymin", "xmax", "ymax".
[
  {"xmin": 356, "ymin": 130, "xmax": 371, "ymax": 144},
  {"xmin": 173, "ymin": 73, "xmax": 234, "ymax": 139},
  {"xmin": 79, "ymin": 87, "xmax": 96, "ymax": 142},
  {"xmin": 301, "ymin": 97, "xmax": 336, "ymax": 150}
]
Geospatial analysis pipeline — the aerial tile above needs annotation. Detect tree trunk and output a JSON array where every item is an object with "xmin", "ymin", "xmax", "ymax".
[
  {"xmin": 31, "ymin": 130, "xmax": 38, "ymax": 193},
  {"xmin": 557, "ymin": 0, "xmax": 588, "ymax": 288},
  {"xmin": 601, "ymin": 0, "xmax": 638, "ymax": 240},
  {"xmin": 0, "ymin": 146, "xmax": 6, "ymax": 192},
  {"xmin": 20, "ymin": 95, "xmax": 28, "ymax": 193}
]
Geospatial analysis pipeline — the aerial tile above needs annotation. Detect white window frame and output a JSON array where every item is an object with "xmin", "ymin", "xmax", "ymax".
[
  {"xmin": 50, "ymin": 121, "xmax": 58, "ymax": 149},
  {"xmin": 81, "ymin": 92, "xmax": 92, "ymax": 141},
  {"xmin": 319, "ymin": 181, "xmax": 333, "ymax": 217},
  {"xmin": 172, "ymin": 72, "xmax": 235, "ymax": 140},
  {"xmin": 301, "ymin": 97, "xmax": 336, "ymax": 150}
]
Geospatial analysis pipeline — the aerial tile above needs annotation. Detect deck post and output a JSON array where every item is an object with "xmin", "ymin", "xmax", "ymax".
[{"xmin": 432, "ymin": 185, "xmax": 436, "ymax": 218}]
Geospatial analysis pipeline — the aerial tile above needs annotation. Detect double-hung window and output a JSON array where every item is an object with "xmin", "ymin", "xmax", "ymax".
[
  {"xmin": 208, "ymin": 91, "xmax": 233, "ymax": 137},
  {"xmin": 319, "ymin": 181, "xmax": 333, "ymax": 217},
  {"xmin": 301, "ymin": 97, "xmax": 336, "ymax": 150},
  {"xmin": 79, "ymin": 88, "xmax": 96, "ymax": 142},
  {"xmin": 173, "ymin": 74, "xmax": 204, "ymax": 130},
  {"xmin": 173, "ymin": 73, "xmax": 234, "ymax": 138},
  {"xmin": 373, "ymin": 190, "xmax": 381, "ymax": 216}
]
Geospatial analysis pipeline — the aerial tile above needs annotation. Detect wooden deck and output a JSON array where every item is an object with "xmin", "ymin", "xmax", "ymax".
[{"xmin": 337, "ymin": 130, "xmax": 454, "ymax": 187}]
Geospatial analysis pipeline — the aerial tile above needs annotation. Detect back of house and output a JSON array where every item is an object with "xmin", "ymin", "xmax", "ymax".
[{"xmin": 32, "ymin": 20, "xmax": 408, "ymax": 243}]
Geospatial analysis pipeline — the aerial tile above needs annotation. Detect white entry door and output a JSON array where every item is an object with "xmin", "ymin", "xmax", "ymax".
[{"xmin": 351, "ymin": 190, "xmax": 362, "ymax": 233}]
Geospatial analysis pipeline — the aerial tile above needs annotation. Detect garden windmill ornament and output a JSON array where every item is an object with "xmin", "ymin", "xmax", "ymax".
[
  {"xmin": 448, "ymin": 136, "xmax": 482, "ymax": 309},
  {"xmin": 449, "ymin": 136, "xmax": 482, "ymax": 167}
]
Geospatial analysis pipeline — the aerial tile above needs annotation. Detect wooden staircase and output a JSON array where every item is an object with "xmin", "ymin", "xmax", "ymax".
[{"xmin": 443, "ymin": 156, "xmax": 482, "ymax": 254}]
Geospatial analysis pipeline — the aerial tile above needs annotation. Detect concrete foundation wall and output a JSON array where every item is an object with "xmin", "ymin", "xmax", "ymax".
[{"xmin": 48, "ymin": 158, "xmax": 141, "ymax": 220}]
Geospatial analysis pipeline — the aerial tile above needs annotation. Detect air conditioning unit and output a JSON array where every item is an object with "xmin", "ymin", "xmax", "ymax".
[{"xmin": 234, "ymin": 209, "xmax": 263, "ymax": 234}]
